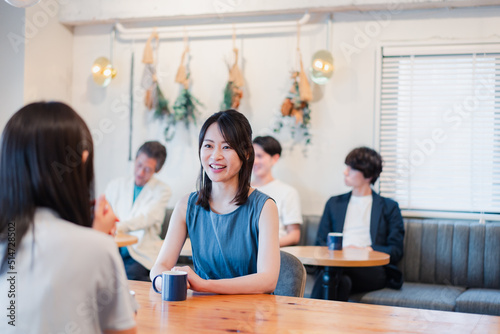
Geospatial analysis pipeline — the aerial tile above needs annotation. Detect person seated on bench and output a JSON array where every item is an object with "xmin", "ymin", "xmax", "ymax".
[
  {"xmin": 105, "ymin": 141, "xmax": 171, "ymax": 282},
  {"xmin": 252, "ymin": 136, "xmax": 303, "ymax": 247},
  {"xmin": 312, "ymin": 147, "xmax": 404, "ymax": 301}
]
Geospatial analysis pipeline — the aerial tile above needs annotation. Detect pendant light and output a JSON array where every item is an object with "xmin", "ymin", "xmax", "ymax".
[
  {"xmin": 310, "ymin": 14, "xmax": 334, "ymax": 85},
  {"xmin": 91, "ymin": 28, "xmax": 117, "ymax": 87}
]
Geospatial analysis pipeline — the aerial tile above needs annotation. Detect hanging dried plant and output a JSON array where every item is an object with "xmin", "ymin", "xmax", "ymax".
[
  {"xmin": 141, "ymin": 30, "xmax": 171, "ymax": 119},
  {"xmin": 154, "ymin": 84, "xmax": 170, "ymax": 119},
  {"xmin": 275, "ymin": 63, "xmax": 313, "ymax": 146},
  {"xmin": 274, "ymin": 23, "xmax": 312, "ymax": 147},
  {"xmin": 173, "ymin": 84, "xmax": 203, "ymax": 127},
  {"xmin": 222, "ymin": 81, "xmax": 243, "ymax": 110},
  {"xmin": 221, "ymin": 39, "xmax": 244, "ymax": 110},
  {"xmin": 163, "ymin": 45, "xmax": 203, "ymax": 141}
]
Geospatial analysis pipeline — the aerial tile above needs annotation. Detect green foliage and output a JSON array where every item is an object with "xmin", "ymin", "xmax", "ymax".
[
  {"xmin": 162, "ymin": 88, "xmax": 203, "ymax": 142},
  {"xmin": 173, "ymin": 88, "xmax": 203, "ymax": 127},
  {"xmin": 221, "ymin": 82, "xmax": 234, "ymax": 110},
  {"xmin": 274, "ymin": 76, "xmax": 312, "ymax": 148},
  {"xmin": 153, "ymin": 85, "xmax": 170, "ymax": 119},
  {"xmin": 163, "ymin": 114, "xmax": 176, "ymax": 142}
]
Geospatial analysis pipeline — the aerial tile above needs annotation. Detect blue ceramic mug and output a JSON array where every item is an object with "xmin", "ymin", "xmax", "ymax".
[
  {"xmin": 152, "ymin": 271, "xmax": 188, "ymax": 301},
  {"xmin": 327, "ymin": 232, "xmax": 343, "ymax": 250}
]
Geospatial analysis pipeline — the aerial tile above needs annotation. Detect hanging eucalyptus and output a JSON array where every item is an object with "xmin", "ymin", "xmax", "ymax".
[{"xmin": 163, "ymin": 42, "xmax": 203, "ymax": 141}]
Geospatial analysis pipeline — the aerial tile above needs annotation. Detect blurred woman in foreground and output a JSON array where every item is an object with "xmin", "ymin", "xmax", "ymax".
[{"xmin": 0, "ymin": 102, "xmax": 136, "ymax": 334}]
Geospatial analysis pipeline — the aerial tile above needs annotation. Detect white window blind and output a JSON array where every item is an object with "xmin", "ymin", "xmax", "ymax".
[{"xmin": 379, "ymin": 44, "xmax": 500, "ymax": 214}]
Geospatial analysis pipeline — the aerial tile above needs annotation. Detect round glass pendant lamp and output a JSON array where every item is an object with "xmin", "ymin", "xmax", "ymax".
[
  {"xmin": 310, "ymin": 14, "xmax": 334, "ymax": 85},
  {"xmin": 91, "ymin": 28, "xmax": 117, "ymax": 87},
  {"xmin": 91, "ymin": 57, "xmax": 117, "ymax": 87},
  {"xmin": 310, "ymin": 49, "xmax": 334, "ymax": 85},
  {"xmin": 4, "ymin": 0, "xmax": 41, "ymax": 8}
]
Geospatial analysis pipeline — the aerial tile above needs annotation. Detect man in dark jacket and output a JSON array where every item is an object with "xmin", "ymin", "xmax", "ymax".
[{"xmin": 312, "ymin": 147, "xmax": 404, "ymax": 301}]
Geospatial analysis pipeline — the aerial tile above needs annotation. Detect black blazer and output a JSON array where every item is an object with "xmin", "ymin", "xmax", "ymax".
[{"xmin": 315, "ymin": 191, "xmax": 405, "ymax": 265}]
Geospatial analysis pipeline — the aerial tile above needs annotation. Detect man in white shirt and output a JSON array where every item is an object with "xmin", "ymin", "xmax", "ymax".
[
  {"xmin": 313, "ymin": 147, "xmax": 404, "ymax": 301},
  {"xmin": 252, "ymin": 136, "xmax": 302, "ymax": 246},
  {"xmin": 105, "ymin": 141, "xmax": 171, "ymax": 281}
]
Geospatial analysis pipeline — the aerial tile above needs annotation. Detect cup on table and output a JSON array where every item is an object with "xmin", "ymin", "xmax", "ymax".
[
  {"xmin": 152, "ymin": 271, "xmax": 188, "ymax": 301},
  {"xmin": 327, "ymin": 232, "xmax": 343, "ymax": 250}
]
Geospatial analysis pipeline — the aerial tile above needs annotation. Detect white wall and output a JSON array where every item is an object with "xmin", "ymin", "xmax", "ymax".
[
  {"xmin": 1, "ymin": 1, "xmax": 73, "ymax": 130},
  {"xmin": 69, "ymin": 5, "xmax": 500, "ymax": 214},
  {"xmin": 24, "ymin": 3, "xmax": 74, "ymax": 104},
  {"xmin": 0, "ymin": 2, "xmax": 25, "ymax": 131}
]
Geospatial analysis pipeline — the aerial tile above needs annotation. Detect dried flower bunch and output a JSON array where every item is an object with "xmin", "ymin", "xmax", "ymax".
[
  {"xmin": 163, "ymin": 46, "xmax": 203, "ymax": 141},
  {"xmin": 274, "ymin": 23, "xmax": 313, "ymax": 147},
  {"xmin": 221, "ymin": 48, "xmax": 244, "ymax": 110},
  {"xmin": 275, "ymin": 57, "xmax": 313, "ymax": 146},
  {"xmin": 142, "ymin": 30, "xmax": 171, "ymax": 119}
]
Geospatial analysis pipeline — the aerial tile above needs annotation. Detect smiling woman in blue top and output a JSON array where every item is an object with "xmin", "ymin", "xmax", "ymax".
[{"xmin": 151, "ymin": 109, "xmax": 280, "ymax": 294}]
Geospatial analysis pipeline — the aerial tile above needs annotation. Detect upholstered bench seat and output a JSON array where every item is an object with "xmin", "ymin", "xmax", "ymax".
[
  {"xmin": 455, "ymin": 289, "xmax": 500, "ymax": 316},
  {"xmin": 350, "ymin": 219, "xmax": 500, "ymax": 315},
  {"xmin": 350, "ymin": 283, "xmax": 466, "ymax": 311}
]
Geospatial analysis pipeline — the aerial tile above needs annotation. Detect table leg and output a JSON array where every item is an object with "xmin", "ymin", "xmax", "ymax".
[{"xmin": 323, "ymin": 267, "xmax": 343, "ymax": 300}]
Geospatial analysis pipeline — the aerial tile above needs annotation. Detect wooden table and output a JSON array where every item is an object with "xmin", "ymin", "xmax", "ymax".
[
  {"xmin": 281, "ymin": 246, "xmax": 390, "ymax": 267},
  {"xmin": 282, "ymin": 246, "xmax": 390, "ymax": 300},
  {"xmin": 114, "ymin": 233, "xmax": 139, "ymax": 247},
  {"xmin": 128, "ymin": 280, "xmax": 500, "ymax": 333}
]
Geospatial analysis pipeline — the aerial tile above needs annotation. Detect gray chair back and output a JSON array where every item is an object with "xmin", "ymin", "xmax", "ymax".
[
  {"xmin": 299, "ymin": 215, "xmax": 321, "ymax": 246},
  {"xmin": 160, "ymin": 208, "xmax": 174, "ymax": 239},
  {"xmin": 274, "ymin": 251, "xmax": 307, "ymax": 297}
]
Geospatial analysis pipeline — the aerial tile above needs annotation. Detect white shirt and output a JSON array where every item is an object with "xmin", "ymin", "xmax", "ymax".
[
  {"xmin": 343, "ymin": 194, "xmax": 373, "ymax": 247},
  {"xmin": 256, "ymin": 179, "xmax": 303, "ymax": 238},
  {"xmin": 105, "ymin": 176, "xmax": 171, "ymax": 269},
  {"xmin": 0, "ymin": 208, "xmax": 136, "ymax": 334}
]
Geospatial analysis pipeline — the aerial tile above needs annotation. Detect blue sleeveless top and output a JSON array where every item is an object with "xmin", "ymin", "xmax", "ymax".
[{"xmin": 186, "ymin": 190, "xmax": 271, "ymax": 280}]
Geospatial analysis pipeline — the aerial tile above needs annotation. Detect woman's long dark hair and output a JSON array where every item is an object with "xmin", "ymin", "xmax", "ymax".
[
  {"xmin": 0, "ymin": 102, "xmax": 95, "ymax": 271},
  {"xmin": 196, "ymin": 109, "xmax": 254, "ymax": 210}
]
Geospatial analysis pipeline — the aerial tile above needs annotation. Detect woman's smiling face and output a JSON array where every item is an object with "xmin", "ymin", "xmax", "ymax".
[{"xmin": 200, "ymin": 123, "xmax": 243, "ymax": 185}]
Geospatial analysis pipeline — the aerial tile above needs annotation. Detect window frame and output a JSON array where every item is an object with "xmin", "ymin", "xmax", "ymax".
[{"xmin": 374, "ymin": 40, "xmax": 500, "ymax": 222}]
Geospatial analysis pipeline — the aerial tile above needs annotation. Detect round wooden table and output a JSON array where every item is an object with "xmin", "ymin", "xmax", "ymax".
[
  {"xmin": 281, "ymin": 246, "xmax": 390, "ymax": 300},
  {"xmin": 114, "ymin": 233, "xmax": 139, "ymax": 247},
  {"xmin": 281, "ymin": 246, "xmax": 390, "ymax": 267}
]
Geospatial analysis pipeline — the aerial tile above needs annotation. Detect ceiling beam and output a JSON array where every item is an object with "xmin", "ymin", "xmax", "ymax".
[{"xmin": 58, "ymin": 0, "xmax": 500, "ymax": 26}]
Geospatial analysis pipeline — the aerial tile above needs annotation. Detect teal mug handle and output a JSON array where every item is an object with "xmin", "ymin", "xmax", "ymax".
[{"xmin": 152, "ymin": 274, "xmax": 162, "ymax": 294}]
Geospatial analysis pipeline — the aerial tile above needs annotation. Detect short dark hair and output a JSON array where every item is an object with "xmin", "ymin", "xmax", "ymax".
[
  {"xmin": 137, "ymin": 141, "xmax": 167, "ymax": 172},
  {"xmin": 345, "ymin": 147, "xmax": 383, "ymax": 185},
  {"xmin": 253, "ymin": 136, "xmax": 282, "ymax": 157},
  {"xmin": 196, "ymin": 109, "xmax": 254, "ymax": 210},
  {"xmin": 0, "ymin": 101, "xmax": 94, "ymax": 272}
]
